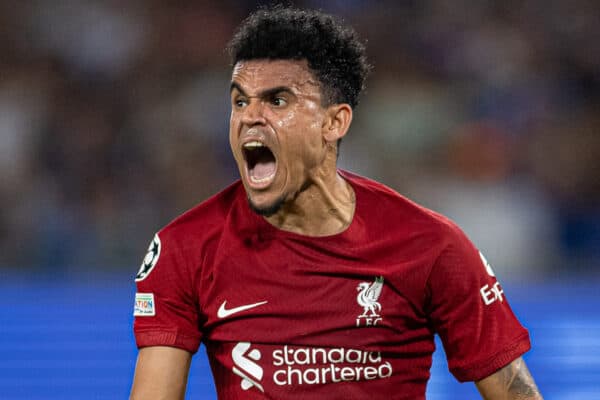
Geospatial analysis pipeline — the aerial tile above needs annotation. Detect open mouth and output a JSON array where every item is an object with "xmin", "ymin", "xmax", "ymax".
[{"xmin": 243, "ymin": 141, "xmax": 277, "ymax": 186}]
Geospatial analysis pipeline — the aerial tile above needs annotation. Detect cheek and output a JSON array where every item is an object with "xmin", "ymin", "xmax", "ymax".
[
  {"xmin": 305, "ymin": 105, "xmax": 323, "ymax": 132},
  {"xmin": 229, "ymin": 111, "xmax": 238, "ymax": 136},
  {"xmin": 278, "ymin": 107, "xmax": 324, "ymax": 146},
  {"xmin": 275, "ymin": 106, "xmax": 326, "ymax": 175},
  {"xmin": 276, "ymin": 109, "xmax": 295, "ymax": 129},
  {"xmin": 286, "ymin": 127, "xmax": 325, "ymax": 174},
  {"xmin": 229, "ymin": 114, "xmax": 242, "ymax": 160}
]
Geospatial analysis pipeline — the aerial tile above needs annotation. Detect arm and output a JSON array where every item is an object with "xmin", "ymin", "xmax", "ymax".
[
  {"xmin": 475, "ymin": 357, "xmax": 543, "ymax": 400},
  {"xmin": 130, "ymin": 346, "xmax": 192, "ymax": 400}
]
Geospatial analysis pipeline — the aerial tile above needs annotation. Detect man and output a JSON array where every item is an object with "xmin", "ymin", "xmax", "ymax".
[{"xmin": 130, "ymin": 7, "xmax": 542, "ymax": 399}]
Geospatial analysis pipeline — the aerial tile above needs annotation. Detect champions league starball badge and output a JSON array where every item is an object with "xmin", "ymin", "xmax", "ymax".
[{"xmin": 135, "ymin": 234, "xmax": 161, "ymax": 282}]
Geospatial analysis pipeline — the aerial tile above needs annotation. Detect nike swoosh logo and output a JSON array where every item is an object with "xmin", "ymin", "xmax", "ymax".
[{"xmin": 217, "ymin": 300, "xmax": 268, "ymax": 318}]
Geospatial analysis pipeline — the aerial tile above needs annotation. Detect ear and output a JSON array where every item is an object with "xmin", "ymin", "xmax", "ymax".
[{"xmin": 322, "ymin": 104, "xmax": 353, "ymax": 143}]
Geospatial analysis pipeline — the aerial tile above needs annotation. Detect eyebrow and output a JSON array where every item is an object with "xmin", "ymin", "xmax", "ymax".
[{"xmin": 230, "ymin": 82, "xmax": 295, "ymax": 99}]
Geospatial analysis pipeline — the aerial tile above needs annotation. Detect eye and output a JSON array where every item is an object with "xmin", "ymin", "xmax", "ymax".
[
  {"xmin": 270, "ymin": 96, "xmax": 287, "ymax": 107},
  {"xmin": 233, "ymin": 97, "xmax": 248, "ymax": 108}
]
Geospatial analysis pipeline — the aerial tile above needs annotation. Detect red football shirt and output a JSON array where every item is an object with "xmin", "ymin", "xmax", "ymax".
[{"xmin": 133, "ymin": 170, "xmax": 530, "ymax": 399}]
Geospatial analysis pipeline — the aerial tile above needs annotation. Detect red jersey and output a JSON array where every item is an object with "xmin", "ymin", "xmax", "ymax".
[{"xmin": 133, "ymin": 171, "xmax": 530, "ymax": 399}]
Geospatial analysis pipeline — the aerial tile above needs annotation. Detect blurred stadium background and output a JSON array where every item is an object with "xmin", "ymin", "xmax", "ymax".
[{"xmin": 0, "ymin": 1, "xmax": 598, "ymax": 399}]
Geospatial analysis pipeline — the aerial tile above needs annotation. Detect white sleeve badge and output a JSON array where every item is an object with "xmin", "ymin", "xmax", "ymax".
[
  {"xmin": 135, "ymin": 234, "xmax": 161, "ymax": 282},
  {"xmin": 134, "ymin": 293, "xmax": 156, "ymax": 316}
]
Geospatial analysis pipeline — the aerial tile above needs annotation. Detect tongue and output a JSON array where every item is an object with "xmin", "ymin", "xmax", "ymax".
[{"xmin": 251, "ymin": 160, "xmax": 276, "ymax": 180}]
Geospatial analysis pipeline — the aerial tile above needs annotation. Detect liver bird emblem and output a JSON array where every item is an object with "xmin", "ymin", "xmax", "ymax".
[{"xmin": 356, "ymin": 276, "xmax": 384, "ymax": 317}]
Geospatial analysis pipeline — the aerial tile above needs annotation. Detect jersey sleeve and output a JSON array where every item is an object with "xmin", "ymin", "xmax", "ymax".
[
  {"xmin": 426, "ymin": 224, "xmax": 531, "ymax": 382},
  {"xmin": 133, "ymin": 231, "xmax": 202, "ymax": 354}
]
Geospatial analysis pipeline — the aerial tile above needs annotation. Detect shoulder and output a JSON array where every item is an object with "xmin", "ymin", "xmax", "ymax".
[
  {"xmin": 341, "ymin": 169, "xmax": 464, "ymax": 242},
  {"xmin": 135, "ymin": 180, "xmax": 246, "ymax": 285},
  {"xmin": 143, "ymin": 181, "xmax": 245, "ymax": 274}
]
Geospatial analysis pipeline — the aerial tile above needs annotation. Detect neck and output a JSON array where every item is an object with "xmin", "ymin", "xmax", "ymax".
[{"xmin": 264, "ymin": 168, "xmax": 355, "ymax": 237}]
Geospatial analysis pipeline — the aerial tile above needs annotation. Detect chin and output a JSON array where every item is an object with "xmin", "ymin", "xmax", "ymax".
[{"xmin": 247, "ymin": 195, "xmax": 285, "ymax": 217}]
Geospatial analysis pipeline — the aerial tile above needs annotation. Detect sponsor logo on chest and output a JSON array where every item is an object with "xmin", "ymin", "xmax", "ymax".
[
  {"xmin": 231, "ymin": 342, "xmax": 393, "ymax": 393},
  {"xmin": 225, "ymin": 276, "xmax": 391, "ymax": 393}
]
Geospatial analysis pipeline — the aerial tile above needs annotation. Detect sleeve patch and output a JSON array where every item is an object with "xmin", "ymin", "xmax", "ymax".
[
  {"xmin": 134, "ymin": 293, "xmax": 156, "ymax": 316},
  {"xmin": 135, "ymin": 234, "xmax": 161, "ymax": 282}
]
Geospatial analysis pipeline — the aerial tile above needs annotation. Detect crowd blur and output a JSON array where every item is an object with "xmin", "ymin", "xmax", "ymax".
[{"xmin": 1, "ymin": 0, "xmax": 598, "ymax": 279}]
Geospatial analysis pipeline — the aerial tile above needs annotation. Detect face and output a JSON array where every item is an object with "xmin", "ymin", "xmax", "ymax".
[{"xmin": 229, "ymin": 59, "xmax": 329, "ymax": 216}]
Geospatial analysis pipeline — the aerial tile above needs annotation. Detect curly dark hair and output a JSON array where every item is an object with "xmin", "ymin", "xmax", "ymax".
[{"xmin": 227, "ymin": 6, "xmax": 371, "ymax": 108}]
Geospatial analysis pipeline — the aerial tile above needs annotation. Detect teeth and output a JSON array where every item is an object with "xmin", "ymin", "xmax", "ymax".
[
  {"xmin": 249, "ymin": 174, "xmax": 275, "ymax": 183},
  {"xmin": 243, "ymin": 141, "xmax": 264, "ymax": 149}
]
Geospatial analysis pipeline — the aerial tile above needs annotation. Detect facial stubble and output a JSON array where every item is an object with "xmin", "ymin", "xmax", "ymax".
[{"xmin": 247, "ymin": 195, "xmax": 286, "ymax": 217}]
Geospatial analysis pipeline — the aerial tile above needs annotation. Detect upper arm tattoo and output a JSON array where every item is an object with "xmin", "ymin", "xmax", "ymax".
[
  {"xmin": 501, "ymin": 358, "xmax": 541, "ymax": 398},
  {"xmin": 477, "ymin": 357, "xmax": 543, "ymax": 399}
]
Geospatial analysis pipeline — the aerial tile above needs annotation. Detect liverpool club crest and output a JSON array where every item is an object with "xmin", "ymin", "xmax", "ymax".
[{"xmin": 356, "ymin": 276, "xmax": 384, "ymax": 327}]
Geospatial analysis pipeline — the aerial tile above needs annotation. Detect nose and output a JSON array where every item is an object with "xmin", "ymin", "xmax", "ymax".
[{"xmin": 240, "ymin": 99, "xmax": 267, "ymax": 126}]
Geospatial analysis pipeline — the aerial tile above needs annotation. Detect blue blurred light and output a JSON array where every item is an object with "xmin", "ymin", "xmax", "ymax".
[{"xmin": 0, "ymin": 276, "xmax": 597, "ymax": 399}]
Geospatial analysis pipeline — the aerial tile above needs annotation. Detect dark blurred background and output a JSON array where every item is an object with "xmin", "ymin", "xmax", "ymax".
[{"xmin": 0, "ymin": 1, "xmax": 598, "ymax": 399}]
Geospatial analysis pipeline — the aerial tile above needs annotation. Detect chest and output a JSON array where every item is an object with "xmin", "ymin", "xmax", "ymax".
[{"xmin": 199, "ymin": 235, "xmax": 433, "ymax": 349}]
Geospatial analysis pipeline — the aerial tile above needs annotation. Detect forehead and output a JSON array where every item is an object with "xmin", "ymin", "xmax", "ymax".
[{"xmin": 231, "ymin": 59, "xmax": 321, "ymax": 94}]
